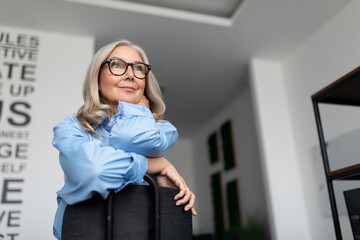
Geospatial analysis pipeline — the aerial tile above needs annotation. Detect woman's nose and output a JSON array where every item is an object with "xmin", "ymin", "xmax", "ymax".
[{"xmin": 124, "ymin": 65, "xmax": 135, "ymax": 80}]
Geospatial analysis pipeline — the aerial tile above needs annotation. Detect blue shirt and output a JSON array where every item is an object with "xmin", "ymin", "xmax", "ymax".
[{"xmin": 52, "ymin": 101, "xmax": 178, "ymax": 239}]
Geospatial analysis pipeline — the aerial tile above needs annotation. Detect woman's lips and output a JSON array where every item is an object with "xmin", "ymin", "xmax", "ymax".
[{"xmin": 120, "ymin": 86, "xmax": 136, "ymax": 92}]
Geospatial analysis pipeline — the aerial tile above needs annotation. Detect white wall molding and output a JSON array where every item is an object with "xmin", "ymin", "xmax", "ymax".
[{"xmin": 63, "ymin": 0, "xmax": 248, "ymax": 27}]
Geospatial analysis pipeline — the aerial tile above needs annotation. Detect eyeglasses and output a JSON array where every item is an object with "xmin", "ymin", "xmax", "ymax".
[{"xmin": 102, "ymin": 58, "xmax": 151, "ymax": 79}]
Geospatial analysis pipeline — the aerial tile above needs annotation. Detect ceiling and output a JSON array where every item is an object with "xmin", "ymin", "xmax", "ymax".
[
  {"xmin": 0, "ymin": 0, "xmax": 350, "ymax": 137},
  {"xmin": 109, "ymin": 0, "xmax": 244, "ymax": 18}
]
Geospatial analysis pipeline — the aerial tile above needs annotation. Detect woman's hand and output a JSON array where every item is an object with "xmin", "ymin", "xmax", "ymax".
[
  {"xmin": 137, "ymin": 95, "xmax": 150, "ymax": 109},
  {"xmin": 147, "ymin": 157, "xmax": 197, "ymax": 216},
  {"xmin": 156, "ymin": 175, "xmax": 177, "ymax": 189},
  {"xmin": 159, "ymin": 163, "xmax": 197, "ymax": 216}
]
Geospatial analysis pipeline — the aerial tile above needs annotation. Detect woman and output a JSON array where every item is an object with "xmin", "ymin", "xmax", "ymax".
[{"xmin": 52, "ymin": 40, "xmax": 196, "ymax": 239}]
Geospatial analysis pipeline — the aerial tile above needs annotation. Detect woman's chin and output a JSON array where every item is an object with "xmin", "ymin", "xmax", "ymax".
[{"xmin": 118, "ymin": 96, "xmax": 141, "ymax": 105}]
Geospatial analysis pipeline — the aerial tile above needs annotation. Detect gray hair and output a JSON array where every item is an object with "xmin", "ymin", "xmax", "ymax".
[{"xmin": 76, "ymin": 40, "xmax": 166, "ymax": 135}]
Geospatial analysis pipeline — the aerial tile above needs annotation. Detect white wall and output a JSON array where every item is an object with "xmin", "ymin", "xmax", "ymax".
[
  {"xmin": 249, "ymin": 59, "xmax": 311, "ymax": 240},
  {"xmin": 251, "ymin": 1, "xmax": 360, "ymax": 239},
  {"xmin": 192, "ymin": 87, "xmax": 268, "ymax": 236}
]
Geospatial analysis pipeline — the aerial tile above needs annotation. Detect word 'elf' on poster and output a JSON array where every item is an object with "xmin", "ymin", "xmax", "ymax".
[{"xmin": 0, "ymin": 30, "xmax": 39, "ymax": 240}]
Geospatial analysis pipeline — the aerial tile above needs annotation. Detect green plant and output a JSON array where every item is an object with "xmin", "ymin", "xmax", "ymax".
[
  {"xmin": 240, "ymin": 216, "xmax": 266, "ymax": 240},
  {"xmin": 222, "ymin": 216, "xmax": 266, "ymax": 240}
]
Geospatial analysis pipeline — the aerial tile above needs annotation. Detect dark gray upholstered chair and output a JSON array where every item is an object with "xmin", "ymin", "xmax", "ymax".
[{"xmin": 61, "ymin": 174, "xmax": 192, "ymax": 240}]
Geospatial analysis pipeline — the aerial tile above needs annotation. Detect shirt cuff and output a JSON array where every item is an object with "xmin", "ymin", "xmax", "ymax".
[
  {"xmin": 124, "ymin": 153, "xmax": 148, "ymax": 183},
  {"xmin": 156, "ymin": 121, "xmax": 178, "ymax": 133},
  {"xmin": 117, "ymin": 101, "xmax": 152, "ymax": 118}
]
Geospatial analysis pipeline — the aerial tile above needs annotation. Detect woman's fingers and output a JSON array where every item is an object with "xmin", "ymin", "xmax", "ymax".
[
  {"xmin": 158, "ymin": 163, "xmax": 197, "ymax": 216},
  {"xmin": 176, "ymin": 190, "xmax": 197, "ymax": 216},
  {"xmin": 185, "ymin": 191, "xmax": 195, "ymax": 211},
  {"xmin": 173, "ymin": 182, "xmax": 187, "ymax": 200},
  {"xmin": 191, "ymin": 208, "xmax": 197, "ymax": 216},
  {"xmin": 175, "ymin": 188, "xmax": 191, "ymax": 205},
  {"xmin": 175, "ymin": 188, "xmax": 197, "ymax": 216}
]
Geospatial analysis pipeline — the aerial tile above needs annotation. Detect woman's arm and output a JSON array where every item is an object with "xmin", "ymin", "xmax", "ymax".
[
  {"xmin": 147, "ymin": 157, "xmax": 197, "ymax": 216},
  {"xmin": 108, "ymin": 101, "xmax": 178, "ymax": 157},
  {"xmin": 53, "ymin": 116, "xmax": 148, "ymax": 205}
]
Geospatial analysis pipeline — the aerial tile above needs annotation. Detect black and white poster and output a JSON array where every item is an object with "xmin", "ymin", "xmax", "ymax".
[{"xmin": 0, "ymin": 26, "xmax": 94, "ymax": 239}]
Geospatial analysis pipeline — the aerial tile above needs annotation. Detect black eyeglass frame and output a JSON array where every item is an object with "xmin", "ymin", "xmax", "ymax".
[{"xmin": 101, "ymin": 57, "xmax": 151, "ymax": 79}]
